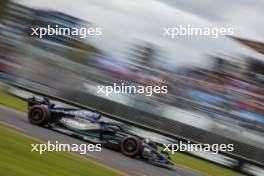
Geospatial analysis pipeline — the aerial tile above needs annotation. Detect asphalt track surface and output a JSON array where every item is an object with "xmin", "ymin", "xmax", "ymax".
[{"xmin": 0, "ymin": 106, "xmax": 206, "ymax": 176}]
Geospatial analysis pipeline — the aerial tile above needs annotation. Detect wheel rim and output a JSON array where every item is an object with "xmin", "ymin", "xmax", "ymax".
[
  {"xmin": 31, "ymin": 109, "xmax": 43, "ymax": 121},
  {"xmin": 125, "ymin": 140, "xmax": 136, "ymax": 152}
]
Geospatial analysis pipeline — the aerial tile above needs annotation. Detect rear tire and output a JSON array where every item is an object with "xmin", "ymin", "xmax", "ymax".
[
  {"xmin": 28, "ymin": 105, "xmax": 50, "ymax": 125},
  {"xmin": 120, "ymin": 136, "xmax": 142, "ymax": 157}
]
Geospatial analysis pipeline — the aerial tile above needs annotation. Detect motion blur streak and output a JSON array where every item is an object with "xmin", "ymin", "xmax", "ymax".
[{"xmin": 0, "ymin": 0, "xmax": 264, "ymax": 176}]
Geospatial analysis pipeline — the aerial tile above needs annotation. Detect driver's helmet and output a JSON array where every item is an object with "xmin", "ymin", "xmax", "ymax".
[{"xmin": 144, "ymin": 138, "xmax": 151, "ymax": 144}]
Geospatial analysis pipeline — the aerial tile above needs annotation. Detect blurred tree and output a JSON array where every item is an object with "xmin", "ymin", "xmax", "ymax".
[
  {"xmin": 0, "ymin": 0, "xmax": 11, "ymax": 23},
  {"xmin": 0, "ymin": 0, "xmax": 10, "ymax": 19}
]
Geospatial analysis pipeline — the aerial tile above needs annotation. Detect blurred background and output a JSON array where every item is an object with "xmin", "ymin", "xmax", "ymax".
[{"xmin": 0, "ymin": 0, "xmax": 263, "ymax": 175}]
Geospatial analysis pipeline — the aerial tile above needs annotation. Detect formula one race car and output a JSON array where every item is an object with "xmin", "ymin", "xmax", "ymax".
[{"xmin": 27, "ymin": 96, "xmax": 174, "ymax": 168}]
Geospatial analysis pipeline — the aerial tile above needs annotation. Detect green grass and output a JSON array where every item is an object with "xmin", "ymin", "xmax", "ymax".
[
  {"xmin": 0, "ymin": 87, "xmax": 244, "ymax": 176},
  {"xmin": 0, "ymin": 124, "xmax": 125, "ymax": 176},
  {"xmin": 0, "ymin": 87, "xmax": 27, "ymax": 112},
  {"xmin": 158, "ymin": 147, "xmax": 243, "ymax": 176}
]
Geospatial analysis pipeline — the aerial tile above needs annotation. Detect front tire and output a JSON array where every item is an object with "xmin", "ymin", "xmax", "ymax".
[
  {"xmin": 28, "ymin": 105, "xmax": 50, "ymax": 125},
  {"xmin": 120, "ymin": 136, "xmax": 142, "ymax": 157}
]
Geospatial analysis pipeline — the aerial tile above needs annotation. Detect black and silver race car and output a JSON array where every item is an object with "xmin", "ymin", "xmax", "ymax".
[{"xmin": 27, "ymin": 96, "xmax": 174, "ymax": 168}]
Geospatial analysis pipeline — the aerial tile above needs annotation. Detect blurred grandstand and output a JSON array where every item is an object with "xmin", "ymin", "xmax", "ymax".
[{"xmin": 0, "ymin": 1, "xmax": 264, "ymax": 175}]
